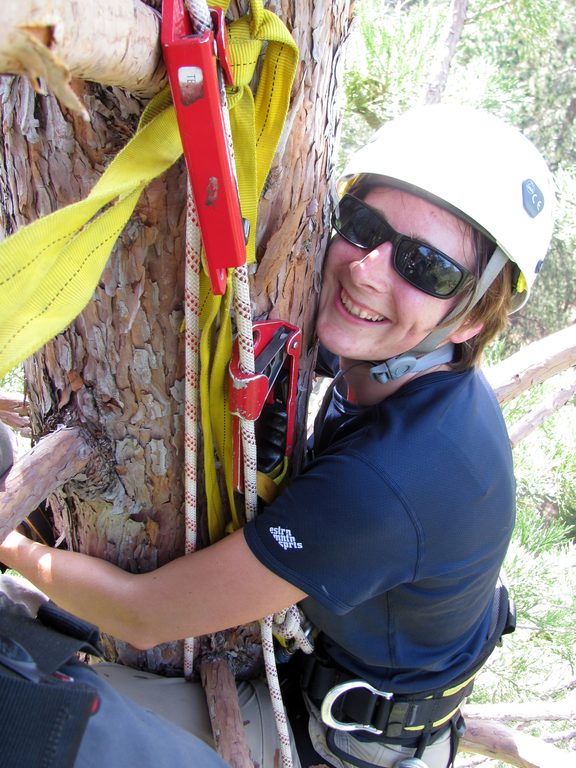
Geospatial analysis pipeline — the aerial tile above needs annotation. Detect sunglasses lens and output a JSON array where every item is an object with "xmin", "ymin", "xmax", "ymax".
[
  {"xmin": 395, "ymin": 240, "xmax": 465, "ymax": 297},
  {"xmin": 333, "ymin": 197, "xmax": 390, "ymax": 250},
  {"xmin": 333, "ymin": 195, "xmax": 473, "ymax": 299}
]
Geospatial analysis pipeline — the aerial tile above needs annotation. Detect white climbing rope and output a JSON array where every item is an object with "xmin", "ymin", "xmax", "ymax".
[
  {"xmin": 184, "ymin": 0, "xmax": 211, "ymax": 33},
  {"xmin": 182, "ymin": 0, "xmax": 209, "ymax": 683},
  {"xmin": 183, "ymin": 180, "xmax": 202, "ymax": 679},
  {"xmin": 179, "ymin": 1, "xmax": 309, "ymax": 765}
]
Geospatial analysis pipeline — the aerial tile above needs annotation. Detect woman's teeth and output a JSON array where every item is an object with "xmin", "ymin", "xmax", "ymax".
[{"xmin": 341, "ymin": 291, "xmax": 384, "ymax": 322}]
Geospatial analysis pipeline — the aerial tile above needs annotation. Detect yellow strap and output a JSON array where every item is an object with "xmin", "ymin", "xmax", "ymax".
[
  {"xmin": 197, "ymin": 0, "xmax": 298, "ymax": 541},
  {"xmin": 403, "ymin": 671, "xmax": 479, "ymax": 731},
  {"xmin": 0, "ymin": 87, "xmax": 180, "ymax": 378}
]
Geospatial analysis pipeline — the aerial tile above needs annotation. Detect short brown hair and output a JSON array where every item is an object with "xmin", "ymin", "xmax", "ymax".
[{"xmin": 450, "ymin": 229, "xmax": 514, "ymax": 370}]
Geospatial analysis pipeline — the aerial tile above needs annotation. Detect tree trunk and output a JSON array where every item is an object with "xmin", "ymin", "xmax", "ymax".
[
  {"xmin": 421, "ymin": 0, "xmax": 469, "ymax": 104},
  {"xmin": 0, "ymin": 0, "xmax": 353, "ymax": 673}
]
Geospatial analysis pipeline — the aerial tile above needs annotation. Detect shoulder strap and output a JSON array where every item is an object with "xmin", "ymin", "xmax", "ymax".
[
  {"xmin": 0, "ymin": 598, "xmax": 101, "ymax": 768},
  {"xmin": 0, "ymin": 599, "xmax": 101, "ymax": 677}
]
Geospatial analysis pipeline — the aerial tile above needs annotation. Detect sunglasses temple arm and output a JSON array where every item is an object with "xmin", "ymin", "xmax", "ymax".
[{"xmin": 411, "ymin": 247, "xmax": 508, "ymax": 355}]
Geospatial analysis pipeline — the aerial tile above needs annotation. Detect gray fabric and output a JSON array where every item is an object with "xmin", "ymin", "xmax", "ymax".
[
  {"xmin": 94, "ymin": 663, "xmax": 302, "ymax": 768},
  {"xmin": 0, "ymin": 421, "xmax": 14, "ymax": 480},
  {"xmin": 68, "ymin": 663, "xmax": 231, "ymax": 768}
]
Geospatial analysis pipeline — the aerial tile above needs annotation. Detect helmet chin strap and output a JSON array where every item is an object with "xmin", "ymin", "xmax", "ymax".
[{"xmin": 369, "ymin": 248, "xmax": 508, "ymax": 384}]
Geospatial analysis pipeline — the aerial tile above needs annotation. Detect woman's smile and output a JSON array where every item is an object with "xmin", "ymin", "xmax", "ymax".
[{"xmin": 339, "ymin": 288, "xmax": 387, "ymax": 323}]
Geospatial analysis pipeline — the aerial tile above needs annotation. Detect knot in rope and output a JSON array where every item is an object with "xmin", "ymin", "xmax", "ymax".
[{"xmin": 272, "ymin": 605, "xmax": 314, "ymax": 656}]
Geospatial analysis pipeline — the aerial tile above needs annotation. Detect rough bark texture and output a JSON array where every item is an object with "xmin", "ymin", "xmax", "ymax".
[
  {"xmin": 0, "ymin": 0, "xmax": 353, "ymax": 673},
  {"xmin": 200, "ymin": 658, "xmax": 255, "ymax": 768},
  {"xmin": 0, "ymin": 426, "xmax": 98, "ymax": 541}
]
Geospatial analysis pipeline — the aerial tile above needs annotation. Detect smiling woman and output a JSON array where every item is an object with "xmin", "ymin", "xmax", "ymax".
[
  {"xmin": 0, "ymin": 104, "xmax": 557, "ymax": 768},
  {"xmin": 316, "ymin": 186, "xmax": 481, "ymax": 381}
]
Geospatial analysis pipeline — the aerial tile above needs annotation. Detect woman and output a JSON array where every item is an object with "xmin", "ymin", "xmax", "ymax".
[{"xmin": 0, "ymin": 105, "xmax": 556, "ymax": 768}]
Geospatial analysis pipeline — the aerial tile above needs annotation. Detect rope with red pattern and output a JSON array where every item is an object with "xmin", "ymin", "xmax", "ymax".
[{"xmin": 180, "ymin": 2, "xmax": 304, "ymax": 766}]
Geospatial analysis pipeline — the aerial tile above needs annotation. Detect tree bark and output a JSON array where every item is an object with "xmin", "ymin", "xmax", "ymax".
[
  {"xmin": 464, "ymin": 700, "xmax": 576, "ymax": 722},
  {"xmin": 200, "ymin": 658, "xmax": 254, "ymax": 768},
  {"xmin": 0, "ymin": 0, "xmax": 353, "ymax": 675},
  {"xmin": 0, "ymin": 390, "xmax": 29, "ymax": 433},
  {"xmin": 421, "ymin": 0, "xmax": 469, "ymax": 104},
  {"xmin": 0, "ymin": 426, "xmax": 107, "ymax": 542}
]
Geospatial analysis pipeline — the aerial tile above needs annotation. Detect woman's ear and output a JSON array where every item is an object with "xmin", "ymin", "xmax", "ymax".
[{"xmin": 448, "ymin": 319, "xmax": 484, "ymax": 345}]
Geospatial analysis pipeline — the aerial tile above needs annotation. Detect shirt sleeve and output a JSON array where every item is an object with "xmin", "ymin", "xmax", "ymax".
[{"xmin": 243, "ymin": 447, "xmax": 421, "ymax": 614}]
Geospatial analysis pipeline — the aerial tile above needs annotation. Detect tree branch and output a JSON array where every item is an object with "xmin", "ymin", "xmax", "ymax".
[
  {"xmin": 199, "ymin": 658, "xmax": 255, "ymax": 768},
  {"xmin": 421, "ymin": 0, "xmax": 469, "ymax": 105},
  {"xmin": 0, "ymin": 0, "xmax": 165, "ymax": 119},
  {"xmin": 0, "ymin": 390, "xmax": 30, "ymax": 434},
  {"xmin": 463, "ymin": 700, "xmax": 576, "ymax": 722},
  {"xmin": 486, "ymin": 324, "xmax": 576, "ymax": 405},
  {"xmin": 0, "ymin": 426, "xmax": 94, "ymax": 541},
  {"xmin": 460, "ymin": 718, "xmax": 575, "ymax": 768},
  {"xmin": 507, "ymin": 369, "xmax": 576, "ymax": 447}
]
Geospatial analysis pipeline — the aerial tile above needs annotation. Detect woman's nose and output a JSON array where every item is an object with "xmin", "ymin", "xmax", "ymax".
[{"xmin": 349, "ymin": 240, "xmax": 395, "ymax": 291}]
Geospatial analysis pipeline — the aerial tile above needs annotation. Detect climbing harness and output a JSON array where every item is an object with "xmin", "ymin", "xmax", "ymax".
[{"xmin": 299, "ymin": 577, "xmax": 516, "ymax": 768}]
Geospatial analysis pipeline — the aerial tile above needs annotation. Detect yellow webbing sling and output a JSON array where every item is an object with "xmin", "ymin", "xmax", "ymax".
[
  {"xmin": 0, "ymin": 87, "xmax": 180, "ymax": 379},
  {"xmin": 199, "ymin": 1, "xmax": 298, "ymax": 539},
  {"xmin": 0, "ymin": 0, "xmax": 298, "ymax": 540}
]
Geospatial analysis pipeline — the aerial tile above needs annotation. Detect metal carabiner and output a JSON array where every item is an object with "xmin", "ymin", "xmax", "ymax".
[{"xmin": 320, "ymin": 679, "xmax": 393, "ymax": 736}]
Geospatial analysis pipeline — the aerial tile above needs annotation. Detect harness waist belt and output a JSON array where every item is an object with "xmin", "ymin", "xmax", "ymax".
[{"xmin": 301, "ymin": 654, "xmax": 476, "ymax": 743}]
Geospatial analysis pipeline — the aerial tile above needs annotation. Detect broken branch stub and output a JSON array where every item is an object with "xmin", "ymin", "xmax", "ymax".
[{"xmin": 0, "ymin": 425, "xmax": 112, "ymax": 542}]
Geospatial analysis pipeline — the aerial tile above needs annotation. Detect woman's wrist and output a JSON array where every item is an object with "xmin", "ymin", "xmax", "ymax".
[{"xmin": 0, "ymin": 529, "xmax": 31, "ymax": 569}]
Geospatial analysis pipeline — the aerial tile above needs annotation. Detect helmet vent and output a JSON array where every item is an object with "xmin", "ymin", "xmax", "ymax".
[{"xmin": 522, "ymin": 179, "xmax": 544, "ymax": 218}]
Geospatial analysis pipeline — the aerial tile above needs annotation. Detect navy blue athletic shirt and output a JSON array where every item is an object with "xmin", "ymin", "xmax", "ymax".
[{"xmin": 243, "ymin": 367, "xmax": 515, "ymax": 694}]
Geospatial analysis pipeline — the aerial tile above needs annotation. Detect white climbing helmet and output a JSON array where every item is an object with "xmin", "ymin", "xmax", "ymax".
[{"xmin": 339, "ymin": 104, "xmax": 556, "ymax": 311}]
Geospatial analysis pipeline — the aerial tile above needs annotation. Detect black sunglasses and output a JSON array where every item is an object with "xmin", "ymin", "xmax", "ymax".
[{"xmin": 332, "ymin": 194, "xmax": 475, "ymax": 299}]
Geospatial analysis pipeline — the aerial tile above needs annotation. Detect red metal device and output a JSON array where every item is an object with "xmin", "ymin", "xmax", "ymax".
[
  {"xmin": 161, "ymin": 0, "xmax": 248, "ymax": 294},
  {"xmin": 229, "ymin": 321, "xmax": 301, "ymax": 493}
]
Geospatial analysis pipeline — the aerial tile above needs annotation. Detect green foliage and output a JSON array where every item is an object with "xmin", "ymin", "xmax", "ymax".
[
  {"xmin": 510, "ymin": 386, "xmax": 576, "ymax": 539},
  {"xmin": 339, "ymin": 0, "xmax": 445, "ymax": 164},
  {"xmin": 0, "ymin": 364, "xmax": 24, "ymax": 393}
]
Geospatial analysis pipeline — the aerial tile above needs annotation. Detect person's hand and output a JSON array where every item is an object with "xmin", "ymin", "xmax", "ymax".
[
  {"xmin": 0, "ymin": 529, "xmax": 28, "ymax": 565},
  {"xmin": 0, "ymin": 531, "xmax": 49, "ymax": 616}
]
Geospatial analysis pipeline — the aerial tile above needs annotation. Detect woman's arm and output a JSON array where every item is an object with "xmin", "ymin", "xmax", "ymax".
[{"xmin": 0, "ymin": 528, "xmax": 306, "ymax": 649}]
